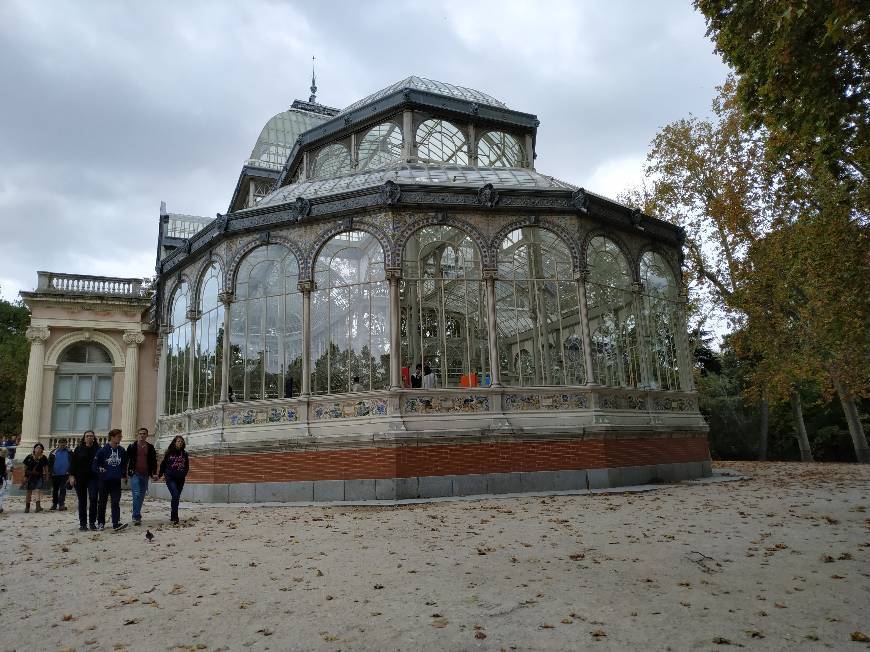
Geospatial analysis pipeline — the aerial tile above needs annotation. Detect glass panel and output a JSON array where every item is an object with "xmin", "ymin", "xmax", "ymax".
[
  {"xmin": 74, "ymin": 404, "xmax": 92, "ymax": 431},
  {"xmin": 312, "ymin": 143, "xmax": 352, "ymax": 179},
  {"xmin": 94, "ymin": 404, "xmax": 111, "ymax": 431},
  {"xmin": 640, "ymin": 251, "xmax": 681, "ymax": 390},
  {"xmin": 76, "ymin": 376, "xmax": 93, "ymax": 401},
  {"xmin": 415, "ymin": 120, "xmax": 468, "ymax": 165},
  {"xmin": 54, "ymin": 404, "xmax": 71, "ymax": 431},
  {"xmin": 312, "ymin": 231, "xmax": 388, "ymax": 394},
  {"xmin": 95, "ymin": 376, "xmax": 112, "ymax": 400},
  {"xmin": 56, "ymin": 375, "xmax": 73, "ymax": 400},
  {"xmin": 477, "ymin": 131, "xmax": 524, "ymax": 167},
  {"xmin": 358, "ymin": 122, "xmax": 403, "ymax": 171}
]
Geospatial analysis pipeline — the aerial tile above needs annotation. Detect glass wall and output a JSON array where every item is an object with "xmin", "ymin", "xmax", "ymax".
[
  {"xmin": 477, "ymin": 131, "xmax": 524, "ymax": 167},
  {"xmin": 192, "ymin": 264, "xmax": 224, "ymax": 408},
  {"xmin": 640, "ymin": 251, "xmax": 682, "ymax": 390},
  {"xmin": 496, "ymin": 228, "xmax": 585, "ymax": 386},
  {"xmin": 311, "ymin": 231, "xmax": 389, "ymax": 394},
  {"xmin": 313, "ymin": 143, "xmax": 352, "ymax": 179},
  {"xmin": 400, "ymin": 226, "xmax": 489, "ymax": 388},
  {"xmin": 230, "ymin": 245, "xmax": 302, "ymax": 401},
  {"xmin": 165, "ymin": 283, "xmax": 191, "ymax": 414},
  {"xmin": 358, "ymin": 122, "xmax": 402, "ymax": 170},
  {"xmin": 586, "ymin": 236, "xmax": 640, "ymax": 387}
]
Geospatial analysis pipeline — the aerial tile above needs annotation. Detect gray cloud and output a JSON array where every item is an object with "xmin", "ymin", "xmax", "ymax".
[{"xmin": 0, "ymin": 0, "xmax": 727, "ymax": 300}]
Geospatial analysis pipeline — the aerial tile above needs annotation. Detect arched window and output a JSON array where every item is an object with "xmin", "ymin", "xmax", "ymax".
[
  {"xmin": 415, "ymin": 119, "xmax": 468, "ymax": 165},
  {"xmin": 312, "ymin": 143, "xmax": 352, "ymax": 179},
  {"xmin": 496, "ymin": 228, "xmax": 584, "ymax": 386},
  {"xmin": 192, "ymin": 265, "xmax": 224, "ymax": 408},
  {"xmin": 477, "ymin": 131, "xmax": 524, "ymax": 167},
  {"xmin": 311, "ymin": 231, "xmax": 389, "ymax": 394},
  {"xmin": 586, "ymin": 237, "xmax": 640, "ymax": 387},
  {"xmin": 230, "ymin": 245, "xmax": 302, "ymax": 401},
  {"xmin": 358, "ymin": 122, "xmax": 402, "ymax": 170},
  {"xmin": 53, "ymin": 342, "xmax": 113, "ymax": 433},
  {"xmin": 401, "ymin": 226, "xmax": 489, "ymax": 388},
  {"xmin": 165, "ymin": 283, "xmax": 190, "ymax": 414},
  {"xmin": 640, "ymin": 251, "xmax": 682, "ymax": 390}
]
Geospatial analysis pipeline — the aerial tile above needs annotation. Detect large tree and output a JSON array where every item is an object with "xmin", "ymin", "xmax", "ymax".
[
  {"xmin": 0, "ymin": 295, "xmax": 30, "ymax": 434},
  {"xmin": 694, "ymin": 0, "xmax": 868, "ymax": 189}
]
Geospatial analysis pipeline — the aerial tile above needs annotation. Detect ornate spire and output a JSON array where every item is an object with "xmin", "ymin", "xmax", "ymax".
[{"xmin": 309, "ymin": 55, "xmax": 317, "ymax": 103}]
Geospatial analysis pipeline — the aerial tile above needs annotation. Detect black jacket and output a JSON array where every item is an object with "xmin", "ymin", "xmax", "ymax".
[
  {"xmin": 126, "ymin": 441, "xmax": 158, "ymax": 477},
  {"xmin": 159, "ymin": 449, "xmax": 189, "ymax": 479},
  {"xmin": 71, "ymin": 443, "xmax": 99, "ymax": 482}
]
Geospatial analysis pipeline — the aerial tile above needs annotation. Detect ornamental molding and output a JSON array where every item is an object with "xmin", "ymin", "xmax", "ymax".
[
  {"xmin": 571, "ymin": 188, "xmax": 589, "ymax": 213},
  {"xmin": 44, "ymin": 329, "xmax": 125, "ymax": 367},
  {"xmin": 476, "ymin": 183, "xmax": 499, "ymax": 208},
  {"xmin": 122, "ymin": 331, "xmax": 145, "ymax": 347},
  {"xmin": 25, "ymin": 326, "xmax": 50, "ymax": 343},
  {"xmin": 380, "ymin": 180, "xmax": 401, "ymax": 205},
  {"xmin": 217, "ymin": 290, "xmax": 235, "ymax": 305}
]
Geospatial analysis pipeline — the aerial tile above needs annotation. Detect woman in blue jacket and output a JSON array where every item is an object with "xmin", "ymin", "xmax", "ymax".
[{"xmin": 158, "ymin": 435, "xmax": 189, "ymax": 525}]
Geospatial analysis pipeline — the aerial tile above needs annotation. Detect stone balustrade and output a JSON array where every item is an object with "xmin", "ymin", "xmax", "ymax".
[{"xmin": 36, "ymin": 271, "xmax": 146, "ymax": 297}]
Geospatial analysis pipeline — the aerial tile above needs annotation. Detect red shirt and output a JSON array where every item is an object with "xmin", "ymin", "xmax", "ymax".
[{"xmin": 135, "ymin": 443, "xmax": 149, "ymax": 475}]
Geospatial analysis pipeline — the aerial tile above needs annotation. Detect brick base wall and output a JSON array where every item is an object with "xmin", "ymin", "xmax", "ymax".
[{"xmin": 185, "ymin": 436, "xmax": 710, "ymax": 485}]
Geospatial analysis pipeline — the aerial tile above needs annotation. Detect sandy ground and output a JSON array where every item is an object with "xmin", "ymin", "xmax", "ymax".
[{"xmin": 0, "ymin": 462, "xmax": 868, "ymax": 652}]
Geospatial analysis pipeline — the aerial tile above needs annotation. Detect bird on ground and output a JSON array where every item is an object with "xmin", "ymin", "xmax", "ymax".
[{"xmin": 145, "ymin": 530, "xmax": 154, "ymax": 542}]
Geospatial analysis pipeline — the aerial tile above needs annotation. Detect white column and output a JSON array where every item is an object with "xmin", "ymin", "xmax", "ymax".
[
  {"xmin": 21, "ymin": 326, "xmax": 50, "ymax": 449},
  {"xmin": 186, "ymin": 310, "xmax": 200, "ymax": 411},
  {"xmin": 632, "ymin": 282, "xmax": 653, "ymax": 388},
  {"xmin": 218, "ymin": 292, "xmax": 234, "ymax": 402},
  {"xmin": 483, "ymin": 270, "xmax": 501, "ymax": 388},
  {"xmin": 402, "ymin": 109, "xmax": 414, "ymax": 161},
  {"xmin": 155, "ymin": 327, "xmax": 169, "ymax": 418},
  {"xmin": 676, "ymin": 290, "xmax": 695, "ymax": 391},
  {"xmin": 121, "ymin": 330, "xmax": 144, "ymax": 440},
  {"xmin": 387, "ymin": 269, "xmax": 402, "ymax": 389},
  {"xmin": 575, "ymin": 270, "xmax": 596, "ymax": 385},
  {"xmin": 299, "ymin": 281, "xmax": 313, "ymax": 396}
]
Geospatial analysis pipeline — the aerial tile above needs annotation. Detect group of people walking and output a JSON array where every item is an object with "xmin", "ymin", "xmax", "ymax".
[{"xmin": 0, "ymin": 428, "xmax": 190, "ymax": 531}]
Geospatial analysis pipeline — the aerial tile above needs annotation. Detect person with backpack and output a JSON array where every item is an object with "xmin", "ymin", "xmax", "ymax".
[
  {"xmin": 22, "ymin": 443, "xmax": 49, "ymax": 513},
  {"xmin": 126, "ymin": 427, "xmax": 157, "ymax": 526},
  {"xmin": 70, "ymin": 430, "xmax": 100, "ymax": 531},
  {"xmin": 91, "ymin": 429, "xmax": 128, "ymax": 531},
  {"xmin": 158, "ymin": 435, "xmax": 189, "ymax": 525},
  {"xmin": 48, "ymin": 439, "xmax": 73, "ymax": 511}
]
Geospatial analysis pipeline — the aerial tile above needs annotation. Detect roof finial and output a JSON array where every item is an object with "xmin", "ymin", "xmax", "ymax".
[{"xmin": 309, "ymin": 56, "xmax": 317, "ymax": 103}]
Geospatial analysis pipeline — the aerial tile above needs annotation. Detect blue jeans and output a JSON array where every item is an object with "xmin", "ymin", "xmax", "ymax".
[
  {"xmin": 130, "ymin": 474, "xmax": 149, "ymax": 521},
  {"xmin": 97, "ymin": 478, "xmax": 122, "ymax": 527},
  {"xmin": 75, "ymin": 476, "xmax": 98, "ymax": 527},
  {"xmin": 165, "ymin": 477, "xmax": 186, "ymax": 522}
]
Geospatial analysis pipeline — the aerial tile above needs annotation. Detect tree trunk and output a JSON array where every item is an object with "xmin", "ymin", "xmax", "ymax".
[
  {"xmin": 758, "ymin": 393, "xmax": 769, "ymax": 462},
  {"xmin": 830, "ymin": 373, "xmax": 870, "ymax": 464},
  {"xmin": 790, "ymin": 390, "xmax": 814, "ymax": 462}
]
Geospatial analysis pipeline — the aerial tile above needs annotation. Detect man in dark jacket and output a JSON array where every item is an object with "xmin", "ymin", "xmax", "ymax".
[
  {"xmin": 92, "ymin": 429, "xmax": 128, "ymax": 531},
  {"xmin": 126, "ymin": 427, "xmax": 157, "ymax": 526},
  {"xmin": 70, "ymin": 430, "xmax": 100, "ymax": 531}
]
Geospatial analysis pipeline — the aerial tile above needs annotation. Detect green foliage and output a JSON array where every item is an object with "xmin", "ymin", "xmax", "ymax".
[
  {"xmin": 0, "ymin": 295, "xmax": 30, "ymax": 434},
  {"xmin": 695, "ymin": 0, "xmax": 869, "ymax": 190}
]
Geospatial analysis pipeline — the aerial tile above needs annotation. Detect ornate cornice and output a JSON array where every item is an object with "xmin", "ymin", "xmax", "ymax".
[
  {"xmin": 25, "ymin": 326, "xmax": 50, "ymax": 343},
  {"xmin": 122, "ymin": 331, "xmax": 145, "ymax": 347}
]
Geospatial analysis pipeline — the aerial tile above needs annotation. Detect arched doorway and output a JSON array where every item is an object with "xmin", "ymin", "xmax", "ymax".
[{"xmin": 53, "ymin": 342, "xmax": 114, "ymax": 434}]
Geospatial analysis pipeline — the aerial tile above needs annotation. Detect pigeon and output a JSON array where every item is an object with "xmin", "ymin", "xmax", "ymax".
[{"xmin": 145, "ymin": 530, "xmax": 154, "ymax": 542}]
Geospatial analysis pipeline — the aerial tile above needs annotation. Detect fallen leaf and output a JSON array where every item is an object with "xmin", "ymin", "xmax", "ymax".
[
  {"xmin": 852, "ymin": 632, "xmax": 869, "ymax": 642},
  {"xmin": 474, "ymin": 631, "xmax": 487, "ymax": 639}
]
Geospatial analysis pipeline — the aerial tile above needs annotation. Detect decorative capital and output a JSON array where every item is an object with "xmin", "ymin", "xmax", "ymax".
[
  {"xmin": 571, "ymin": 188, "xmax": 589, "ymax": 213},
  {"xmin": 380, "ymin": 180, "xmax": 401, "ymax": 205},
  {"xmin": 25, "ymin": 326, "xmax": 50, "ymax": 343},
  {"xmin": 217, "ymin": 290, "xmax": 235, "ymax": 306},
  {"xmin": 297, "ymin": 280, "xmax": 315, "ymax": 293},
  {"xmin": 477, "ymin": 184, "xmax": 499, "ymax": 209},
  {"xmin": 292, "ymin": 196, "xmax": 312, "ymax": 220},
  {"xmin": 631, "ymin": 281, "xmax": 645, "ymax": 294},
  {"xmin": 186, "ymin": 309, "xmax": 201, "ymax": 322},
  {"xmin": 385, "ymin": 267, "xmax": 403, "ymax": 281},
  {"xmin": 481, "ymin": 268, "xmax": 498, "ymax": 281},
  {"xmin": 123, "ymin": 331, "xmax": 145, "ymax": 347},
  {"xmin": 574, "ymin": 267, "xmax": 590, "ymax": 283}
]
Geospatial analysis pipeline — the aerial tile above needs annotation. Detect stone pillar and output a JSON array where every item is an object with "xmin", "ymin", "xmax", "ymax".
[
  {"xmin": 468, "ymin": 123, "xmax": 476, "ymax": 165},
  {"xmin": 676, "ymin": 290, "xmax": 695, "ymax": 391},
  {"xmin": 631, "ymin": 282, "xmax": 653, "ymax": 388},
  {"xmin": 155, "ymin": 326, "xmax": 169, "ymax": 418},
  {"xmin": 121, "ymin": 330, "xmax": 145, "ymax": 439},
  {"xmin": 524, "ymin": 134, "xmax": 535, "ymax": 169},
  {"xmin": 218, "ymin": 292, "xmax": 234, "ymax": 402},
  {"xmin": 186, "ymin": 310, "xmax": 200, "ymax": 411},
  {"xmin": 575, "ymin": 270, "xmax": 596, "ymax": 385},
  {"xmin": 299, "ymin": 280, "xmax": 313, "ymax": 396},
  {"xmin": 483, "ymin": 270, "xmax": 501, "ymax": 388},
  {"xmin": 387, "ymin": 269, "xmax": 402, "ymax": 389},
  {"xmin": 21, "ymin": 326, "xmax": 50, "ymax": 449}
]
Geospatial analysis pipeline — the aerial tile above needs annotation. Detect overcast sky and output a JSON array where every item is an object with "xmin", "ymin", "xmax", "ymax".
[{"xmin": 0, "ymin": 0, "xmax": 728, "ymax": 301}]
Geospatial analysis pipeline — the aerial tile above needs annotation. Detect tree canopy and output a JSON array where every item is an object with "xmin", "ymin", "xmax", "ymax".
[{"xmin": 0, "ymin": 295, "xmax": 30, "ymax": 434}]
